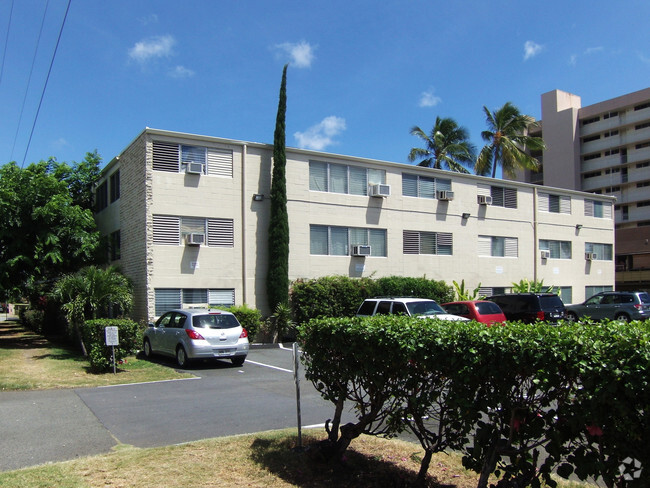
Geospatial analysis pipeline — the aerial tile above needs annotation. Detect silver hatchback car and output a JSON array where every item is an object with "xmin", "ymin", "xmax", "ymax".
[{"xmin": 143, "ymin": 309, "xmax": 249, "ymax": 367}]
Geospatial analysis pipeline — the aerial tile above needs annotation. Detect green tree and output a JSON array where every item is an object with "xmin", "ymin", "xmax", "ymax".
[
  {"xmin": 51, "ymin": 265, "xmax": 133, "ymax": 355},
  {"xmin": 0, "ymin": 160, "xmax": 100, "ymax": 300},
  {"xmin": 408, "ymin": 117, "xmax": 475, "ymax": 173},
  {"xmin": 475, "ymin": 102, "xmax": 545, "ymax": 178},
  {"xmin": 266, "ymin": 65, "xmax": 290, "ymax": 311}
]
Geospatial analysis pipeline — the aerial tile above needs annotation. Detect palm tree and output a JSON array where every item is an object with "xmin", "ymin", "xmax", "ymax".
[
  {"xmin": 475, "ymin": 102, "xmax": 546, "ymax": 178},
  {"xmin": 51, "ymin": 265, "xmax": 133, "ymax": 355},
  {"xmin": 408, "ymin": 117, "xmax": 475, "ymax": 173}
]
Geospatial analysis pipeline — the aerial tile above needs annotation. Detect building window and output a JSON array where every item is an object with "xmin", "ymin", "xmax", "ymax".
[
  {"xmin": 585, "ymin": 242, "xmax": 613, "ymax": 261},
  {"xmin": 636, "ymin": 142, "xmax": 650, "ymax": 150},
  {"xmin": 109, "ymin": 230, "xmax": 121, "ymax": 261},
  {"xmin": 603, "ymin": 130, "xmax": 619, "ymax": 137},
  {"xmin": 309, "ymin": 225, "xmax": 386, "ymax": 256},
  {"xmin": 634, "ymin": 102, "xmax": 650, "ymax": 111},
  {"xmin": 152, "ymin": 141, "xmax": 233, "ymax": 177},
  {"xmin": 602, "ymin": 111, "xmax": 618, "ymax": 119},
  {"xmin": 557, "ymin": 287, "xmax": 572, "ymax": 304},
  {"xmin": 308, "ymin": 161, "xmax": 385, "ymax": 196},
  {"xmin": 403, "ymin": 231, "xmax": 453, "ymax": 255},
  {"xmin": 635, "ymin": 122, "xmax": 650, "ymax": 130},
  {"xmin": 402, "ymin": 173, "xmax": 451, "ymax": 199},
  {"xmin": 539, "ymin": 240, "xmax": 571, "ymax": 259},
  {"xmin": 95, "ymin": 181, "xmax": 108, "ymax": 212},
  {"xmin": 583, "ymin": 171, "xmax": 601, "ymax": 179},
  {"xmin": 584, "ymin": 200, "xmax": 612, "ymax": 218},
  {"xmin": 585, "ymin": 285, "xmax": 613, "ymax": 299},
  {"xmin": 154, "ymin": 288, "xmax": 235, "ymax": 317},
  {"xmin": 478, "ymin": 236, "xmax": 518, "ymax": 257},
  {"xmin": 582, "ymin": 134, "xmax": 600, "ymax": 143},
  {"xmin": 637, "ymin": 200, "xmax": 650, "ymax": 208},
  {"xmin": 539, "ymin": 193, "xmax": 571, "ymax": 214},
  {"xmin": 582, "ymin": 153, "xmax": 601, "ymax": 161},
  {"xmin": 490, "ymin": 185, "xmax": 518, "ymax": 208},
  {"xmin": 478, "ymin": 286, "xmax": 507, "ymax": 297},
  {"xmin": 109, "ymin": 170, "xmax": 120, "ymax": 203},
  {"xmin": 153, "ymin": 215, "xmax": 234, "ymax": 247},
  {"xmin": 582, "ymin": 116, "xmax": 600, "ymax": 125}
]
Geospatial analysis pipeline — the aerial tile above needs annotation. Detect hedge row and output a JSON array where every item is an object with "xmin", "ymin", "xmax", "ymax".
[
  {"xmin": 298, "ymin": 317, "xmax": 650, "ymax": 488},
  {"xmin": 290, "ymin": 275, "xmax": 454, "ymax": 325},
  {"xmin": 81, "ymin": 319, "xmax": 140, "ymax": 372}
]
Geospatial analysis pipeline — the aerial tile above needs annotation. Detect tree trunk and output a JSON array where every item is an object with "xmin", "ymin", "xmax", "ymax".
[
  {"xmin": 415, "ymin": 449, "xmax": 433, "ymax": 487},
  {"xmin": 73, "ymin": 321, "xmax": 87, "ymax": 357}
]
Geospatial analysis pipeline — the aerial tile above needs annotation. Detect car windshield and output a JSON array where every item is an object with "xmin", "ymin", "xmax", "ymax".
[
  {"xmin": 539, "ymin": 296, "xmax": 564, "ymax": 309},
  {"xmin": 192, "ymin": 314, "xmax": 239, "ymax": 329},
  {"xmin": 407, "ymin": 301, "xmax": 445, "ymax": 316}
]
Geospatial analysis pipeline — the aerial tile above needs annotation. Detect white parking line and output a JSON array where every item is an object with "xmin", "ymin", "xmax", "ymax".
[
  {"xmin": 98, "ymin": 377, "xmax": 201, "ymax": 388},
  {"xmin": 246, "ymin": 359, "xmax": 293, "ymax": 373}
]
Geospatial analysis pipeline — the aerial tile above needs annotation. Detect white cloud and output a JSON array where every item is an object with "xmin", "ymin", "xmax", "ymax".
[
  {"xmin": 138, "ymin": 14, "xmax": 159, "ymax": 25},
  {"xmin": 169, "ymin": 65, "xmax": 195, "ymax": 78},
  {"xmin": 294, "ymin": 116, "xmax": 346, "ymax": 150},
  {"xmin": 275, "ymin": 41, "xmax": 315, "ymax": 68},
  {"xmin": 584, "ymin": 46, "xmax": 604, "ymax": 55},
  {"xmin": 569, "ymin": 54, "xmax": 577, "ymax": 66},
  {"xmin": 419, "ymin": 88, "xmax": 441, "ymax": 108},
  {"xmin": 523, "ymin": 40, "xmax": 543, "ymax": 61},
  {"xmin": 128, "ymin": 35, "xmax": 175, "ymax": 63}
]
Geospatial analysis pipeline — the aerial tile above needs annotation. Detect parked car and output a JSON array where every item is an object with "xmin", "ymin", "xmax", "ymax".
[
  {"xmin": 143, "ymin": 309, "xmax": 249, "ymax": 367},
  {"xmin": 356, "ymin": 297, "xmax": 468, "ymax": 321},
  {"xmin": 486, "ymin": 293, "xmax": 566, "ymax": 324},
  {"xmin": 441, "ymin": 300, "xmax": 506, "ymax": 325},
  {"xmin": 566, "ymin": 291, "xmax": 650, "ymax": 322}
]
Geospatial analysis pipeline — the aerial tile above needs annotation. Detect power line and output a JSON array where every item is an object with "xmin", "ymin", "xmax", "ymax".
[
  {"xmin": 0, "ymin": 0, "xmax": 14, "ymax": 86},
  {"xmin": 11, "ymin": 0, "xmax": 50, "ymax": 162},
  {"xmin": 21, "ymin": 0, "xmax": 71, "ymax": 167}
]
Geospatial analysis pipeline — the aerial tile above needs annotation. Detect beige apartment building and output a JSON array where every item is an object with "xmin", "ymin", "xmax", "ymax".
[
  {"xmin": 513, "ymin": 87, "xmax": 650, "ymax": 291},
  {"xmin": 94, "ymin": 128, "xmax": 615, "ymax": 322}
]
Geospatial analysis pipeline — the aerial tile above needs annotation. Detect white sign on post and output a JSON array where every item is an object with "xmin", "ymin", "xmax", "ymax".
[{"xmin": 105, "ymin": 326, "xmax": 119, "ymax": 346}]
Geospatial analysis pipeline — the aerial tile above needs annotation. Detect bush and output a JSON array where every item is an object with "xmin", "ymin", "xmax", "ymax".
[
  {"xmin": 80, "ymin": 319, "xmax": 140, "ymax": 373},
  {"xmin": 298, "ymin": 317, "xmax": 650, "ymax": 488},
  {"xmin": 290, "ymin": 275, "xmax": 454, "ymax": 325},
  {"xmin": 21, "ymin": 308, "xmax": 45, "ymax": 333},
  {"xmin": 226, "ymin": 304, "xmax": 262, "ymax": 341}
]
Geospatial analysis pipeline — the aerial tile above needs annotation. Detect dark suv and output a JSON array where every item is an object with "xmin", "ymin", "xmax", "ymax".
[{"xmin": 486, "ymin": 293, "xmax": 567, "ymax": 324}]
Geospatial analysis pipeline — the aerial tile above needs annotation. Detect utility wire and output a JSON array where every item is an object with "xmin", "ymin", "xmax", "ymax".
[
  {"xmin": 21, "ymin": 0, "xmax": 71, "ymax": 167},
  {"xmin": 0, "ymin": 0, "xmax": 14, "ymax": 86},
  {"xmin": 11, "ymin": 0, "xmax": 50, "ymax": 162}
]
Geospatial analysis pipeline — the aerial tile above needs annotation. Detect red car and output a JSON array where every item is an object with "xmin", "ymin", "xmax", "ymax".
[{"xmin": 441, "ymin": 300, "xmax": 506, "ymax": 325}]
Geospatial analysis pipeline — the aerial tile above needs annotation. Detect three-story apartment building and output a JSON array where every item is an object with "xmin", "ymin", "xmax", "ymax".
[{"xmin": 95, "ymin": 128, "xmax": 615, "ymax": 322}]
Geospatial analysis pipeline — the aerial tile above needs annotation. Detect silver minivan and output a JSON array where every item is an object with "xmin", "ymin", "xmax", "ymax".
[
  {"xmin": 143, "ymin": 309, "xmax": 249, "ymax": 367},
  {"xmin": 566, "ymin": 291, "xmax": 650, "ymax": 322}
]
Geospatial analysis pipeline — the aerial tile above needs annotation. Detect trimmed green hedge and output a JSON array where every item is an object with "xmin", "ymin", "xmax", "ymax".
[
  {"xmin": 290, "ymin": 275, "xmax": 454, "ymax": 325},
  {"xmin": 81, "ymin": 319, "xmax": 140, "ymax": 373},
  {"xmin": 298, "ymin": 317, "xmax": 650, "ymax": 488},
  {"xmin": 226, "ymin": 304, "xmax": 262, "ymax": 341}
]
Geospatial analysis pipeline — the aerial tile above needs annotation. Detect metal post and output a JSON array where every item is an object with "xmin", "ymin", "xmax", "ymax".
[
  {"xmin": 112, "ymin": 345, "xmax": 116, "ymax": 374},
  {"xmin": 293, "ymin": 341, "xmax": 302, "ymax": 448}
]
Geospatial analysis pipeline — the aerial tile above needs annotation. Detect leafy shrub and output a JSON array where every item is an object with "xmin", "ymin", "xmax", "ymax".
[
  {"xmin": 80, "ymin": 319, "xmax": 139, "ymax": 373},
  {"xmin": 226, "ymin": 304, "xmax": 262, "ymax": 341},
  {"xmin": 21, "ymin": 308, "xmax": 45, "ymax": 333},
  {"xmin": 299, "ymin": 317, "xmax": 650, "ymax": 488},
  {"xmin": 290, "ymin": 275, "xmax": 454, "ymax": 325}
]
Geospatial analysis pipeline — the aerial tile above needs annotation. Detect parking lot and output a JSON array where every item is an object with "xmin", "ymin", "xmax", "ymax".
[{"xmin": 0, "ymin": 346, "xmax": 341, "ymax": 471}]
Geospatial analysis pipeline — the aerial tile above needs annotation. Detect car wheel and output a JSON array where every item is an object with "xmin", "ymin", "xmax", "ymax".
[
  {"xmin": 176, "ymin": 346, "xmax": 190, "ymax": 368},
  {"xmin": 567, "ymin": 311, "xmax": 578, "ymax": 322},
  {"xmin": 615, "ymin": 313, "xmax": 630, "ymax": 323},
  {"xmin": 231, "ymin": 356, "xmax": 245, "ymax": 367},
  {"xmin": 143, "ymin": 339, "xmax": 152, "ymax": 358}
]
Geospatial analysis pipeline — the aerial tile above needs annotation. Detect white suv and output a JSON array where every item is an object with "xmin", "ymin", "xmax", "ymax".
[{"xmin": 356, "ymin": 297, "xmax": 468, "ymax": 321}]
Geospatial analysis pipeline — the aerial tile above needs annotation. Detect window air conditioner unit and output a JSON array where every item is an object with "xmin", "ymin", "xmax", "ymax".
[
  {"xmin": 478, "ymin": 195, "xmax": 493, "ymax": 205},
  {"xmin": 436, "ymin": 190, "xmax": 454, "ymax": 201},
  {"xmin": 185, "ymin": 233, "xmax": 205, "ymax": 246},
  {"xmin": 585, "ymin": 252, "xmax": 597, "ymax": 261},
  {"xmin": 186, "ymin": 162, "xmax": 204, "ymax": 175},
  {"xmin": 540, "ymin": 250, "xmax": 550, "ymax": 260},
  {"xmin": 351, "ymin": 245, "xmax": 371, "ymax": 257},
  {"xmin": 369, "ymin": 184, "xmax": 391, "ymax": 197}
]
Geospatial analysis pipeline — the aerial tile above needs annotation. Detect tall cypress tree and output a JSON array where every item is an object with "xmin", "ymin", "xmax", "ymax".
[{"xmin": 266, "ymin": 65, "xmax": 290, "ymax": 311}]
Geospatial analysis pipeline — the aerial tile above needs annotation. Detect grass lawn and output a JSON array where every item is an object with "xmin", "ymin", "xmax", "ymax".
[
  {"xmin": 0, "ymin": 320, "xmax": 192, "ymax": 390},
  {"xmin": 0, "ymin": 429, "xmax": 592, "ymax": 488}
]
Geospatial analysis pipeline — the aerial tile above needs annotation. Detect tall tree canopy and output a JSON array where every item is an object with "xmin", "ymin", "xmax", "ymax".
[
  {"xmin": 475, "ymin": 102, "xmax": 545, "ymax": 178},
  {"xmin": 266, "ymin": 64, "xmax": 290, "ymax": 311},
  {"xmin": 408, "ymin": 117, "xmax": 475, "ymax": 173},
  {"xmin": 0, "ymin": 153, "xmax": 102, "ymax": 300}
]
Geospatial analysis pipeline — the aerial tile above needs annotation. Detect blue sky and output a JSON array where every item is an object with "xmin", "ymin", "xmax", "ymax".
[{"xmin": 2, "ymin": 0, "xmax": 650, "ymax": 170}]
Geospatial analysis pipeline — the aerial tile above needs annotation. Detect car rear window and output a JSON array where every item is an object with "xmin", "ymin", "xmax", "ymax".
[
  {"xmin": 539, "ymin": 296, "xmax": 564, "ymax": 310},
  {"xmin": 357, "ymin": 301, "xmax": 377, "ymax": 315},
  {"xmin": 638, "ymin": 293, "xmax": 650, "ymax": 304},
  {"xmin": 192, "ymin": 314, "xmax": 240, "ymax": 329},
  {"xmin": 475, "ymin": 302, "xmax": 502, "ymax": 315}
]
